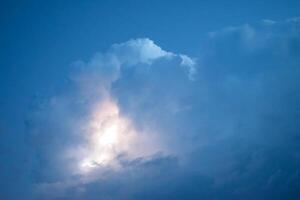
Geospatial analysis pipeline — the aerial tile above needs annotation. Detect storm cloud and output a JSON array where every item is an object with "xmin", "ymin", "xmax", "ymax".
[{"xmin": 18, "ymin": 17, "xmax": 300, "ymax": 199}]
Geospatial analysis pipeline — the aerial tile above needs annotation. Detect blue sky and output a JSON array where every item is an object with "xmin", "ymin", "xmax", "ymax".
[{"xmin": 1, "ymin": 0, "xmax": 300, "ymax": 199}]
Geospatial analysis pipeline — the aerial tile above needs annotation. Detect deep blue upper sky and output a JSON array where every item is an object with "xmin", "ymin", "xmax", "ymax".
[
  {"xmin": 1, "ymin": 0, "xmax": 300, "ymax": 117},
  {"xmin": 1, "ymin": 0, "xmax": 299, "ymax": 127},
  {"xmin": 1, "ymin": 0, "xmax": 300, "ymax": 199}
]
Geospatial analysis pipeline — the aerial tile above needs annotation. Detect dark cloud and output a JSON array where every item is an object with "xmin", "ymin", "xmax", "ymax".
[{"xmin": 111, "ymin": 18, "xmax": 300, "ymax": 199}]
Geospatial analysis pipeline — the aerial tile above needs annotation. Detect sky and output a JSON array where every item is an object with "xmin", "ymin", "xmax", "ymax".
[{"xmin": 1, "ymin": 0, "xmax": 300, "ymax": 199}]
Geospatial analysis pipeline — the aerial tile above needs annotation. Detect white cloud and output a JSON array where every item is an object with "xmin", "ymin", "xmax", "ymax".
[
  {"xmin": 110, "ymin": 38, "xmax": 173, "ymax": 65},
  {"xmin": 29, "ymin": 38, "xmax": 197, "ymax": 198}
]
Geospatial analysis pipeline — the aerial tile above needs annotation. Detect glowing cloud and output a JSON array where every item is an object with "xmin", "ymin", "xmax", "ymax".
[
  {"xmin": 77, "ymin": 98, "xmax": 144, "ymax": 173},
  {"xmin": 61, "ymin": 38, "xmax": 190, "ymax": 175},
  {"xmin": 29, "ymin": 38, "xmax": 196, "ymax": 199}
]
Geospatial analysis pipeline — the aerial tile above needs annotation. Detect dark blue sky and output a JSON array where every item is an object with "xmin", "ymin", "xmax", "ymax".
[
  {"xmin": 1, "ymin": 0, "xmax": 300, "ymax": 118},
  {"xmin": 1, "ymin": 0, "xmax": 300, "ymax": 199}
]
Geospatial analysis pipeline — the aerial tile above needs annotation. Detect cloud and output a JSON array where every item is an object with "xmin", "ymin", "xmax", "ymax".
[
  {"xmin": 109, "ymin": 38, "xmax": 173, "ymax": 65},
  {"xmin": 26, "ymin": 18, "xmax": 300, "ymax": 199},
  {"xmin": 26, "ymin": 38, "xmax": 197, "ymax": 199}
]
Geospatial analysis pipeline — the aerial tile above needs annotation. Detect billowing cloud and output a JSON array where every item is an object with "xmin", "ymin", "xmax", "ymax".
[
  {"xmin": 27, "ymin": 38, "xmax": 196, "ymax": 199},
  {"xmin": 26, "ymin": 18, "xmax": 300, "ymax": 199}
]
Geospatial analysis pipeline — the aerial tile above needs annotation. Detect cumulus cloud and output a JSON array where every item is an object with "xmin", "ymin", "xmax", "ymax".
[
  {"xmin": 26, "ymin": 18, "xmax": 300, "ymax": 199},
  {"xmin": 26, "ymin": 38, "xmax": 197, "ymax": 199}
]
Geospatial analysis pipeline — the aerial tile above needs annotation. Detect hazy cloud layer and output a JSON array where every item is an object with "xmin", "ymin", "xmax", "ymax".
[{"xmin": 24, "ymin": 18, "xmax": 300, "ymax": 199}]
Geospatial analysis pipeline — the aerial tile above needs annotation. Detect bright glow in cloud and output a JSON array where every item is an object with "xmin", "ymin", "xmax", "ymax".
[
  {"xmin": 78, "ymin": 99, "xmax": 137, "ymax": 173},
  {"xmin": 64, "ymin": 96, "xmax": 165, "ymax": 175}
]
